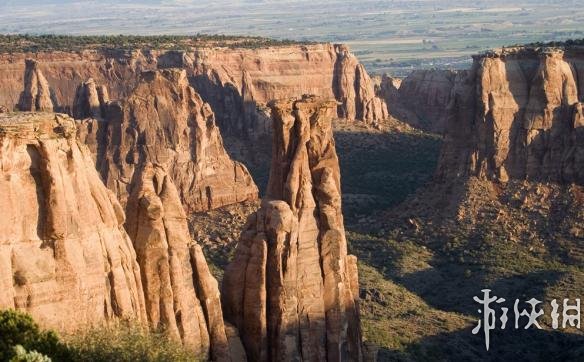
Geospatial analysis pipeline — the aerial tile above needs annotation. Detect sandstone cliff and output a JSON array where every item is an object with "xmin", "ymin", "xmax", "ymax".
[
  {"xmin": 192, "ymin": 44, "xmax": 387, "ymax": 138},
  {"xmin": 77, "ymin": 69, "xmax": 258, "ymax": 212},
  {"xmin": 222, "ymin": 96, "xmax": 363, "ymax": 361},
  {"xmin": 0, "ymin": 50, "xmax": 157, "ymax": 113},
  {"xmin": 125, "ymin": 163, "xmax": 231, "ymax": 360},
  {"xmin": 0, "ymin": 112, "xmax": 146, "ymax": 332},
  {"xmin": 377, "ymin": 70, "xmax": 458, "ymax": 133},
  {"xmin": 437, "ymin": 47, "xmax": 584, "ymax": 185}
]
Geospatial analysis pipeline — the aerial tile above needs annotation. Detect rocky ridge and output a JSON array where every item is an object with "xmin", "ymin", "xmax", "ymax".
[
  {"xmin": 0, "ymin": 44, "xmax": 388, "ymax": 133},
  {"xmin": 222, "ymin": 96, "xmax": 363, "ymax": 361}
]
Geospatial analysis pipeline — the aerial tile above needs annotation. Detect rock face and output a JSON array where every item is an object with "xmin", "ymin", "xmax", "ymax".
[
  {"xmin": 0, "ymin": 50, "xmax": 157, "ymax": 113},
  {"xmin": 222, "ymin": 96, "xmax": 363, "ymax": 361},
  {"xmin": 437, "ymin": 47, "xmax": 584, "ymax": 185},
  {"xmin": 125, "ymin": 162, "xmax": 231, "ymax": 360},
  {"xmin": 377, "ymin": 70, "xmax": 458, "ymax": 133},
  {"xmin": 77, "ymin": 69, "xmax": 258, "ymax": 212},
  {"xmin": 192, "ymin": 44, "xmax": 387, "ymax": 138},
  {"xmin": 17, "ymin": 59, "xmax": 55, "ymax": 112},
  {"xmin": 0, "ymin": 112, "xmax": 146, "ymax": 332}
]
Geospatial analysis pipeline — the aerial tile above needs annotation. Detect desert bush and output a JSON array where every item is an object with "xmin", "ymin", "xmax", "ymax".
[{"xmin": 0, "ymin": 310, "xmax": 69, "ymax": 361}]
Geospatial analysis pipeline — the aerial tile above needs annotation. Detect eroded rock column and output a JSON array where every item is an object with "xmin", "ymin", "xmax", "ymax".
[{"xmin": 222, "ymin": 95, "xmax": 363, "ymax": 362}]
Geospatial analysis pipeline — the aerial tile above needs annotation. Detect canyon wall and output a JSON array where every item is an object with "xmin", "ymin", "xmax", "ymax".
[
  {"xmin": 437, "ymin": 47, "xmax": 584, "ymax": 185},
  {"xmin": 0, "ymin": 44, "xmax": 387, "ymax": 133},
  {"xmin": 0, "ymin": 113, "xmax": 147, "ymax": 332},
  {"xmin": 222, "ymin": 96, "xmax": 363, "ymax": 361},
  {"xmin": 192, "ymin": 44, "xmax": 387, "ymax": 138}
]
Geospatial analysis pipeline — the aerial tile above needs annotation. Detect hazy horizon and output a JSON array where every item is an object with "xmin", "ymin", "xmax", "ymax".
[{"xmin": 1, "ymin": 0, "xmax": 583, "ymax": 75}]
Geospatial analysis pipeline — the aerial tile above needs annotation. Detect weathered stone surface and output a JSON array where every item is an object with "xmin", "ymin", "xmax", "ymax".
[
  {"xmin": 77, "ymin": 69, "xmax": 258, "ymax": 212},
  {"xmin": 222, "ymin": 95, "xmax": 363, "ymax": 361},
  {"xmin": 377, "ymin": 70, "xmax": 457, "ymax": 133},
  {"xmin": 0, "ymin": 112, "xmax": 146, "ymax": 332},
  {"xmin": 192, "ymin": 44, "xmax": 387, "ymax": 137},
  {"xmin": 437, "ymin": 47, "xmax": 584, "ymax": 185},
  {"xmin": 17, "ymin": 59, "xmax": 54, "ymax": 112},
  {"xmin": 125, "ymin": 162, "xmax": 232, "ymax": 360}
]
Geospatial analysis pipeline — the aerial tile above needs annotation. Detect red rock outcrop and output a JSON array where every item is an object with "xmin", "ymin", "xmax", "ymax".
[
  {"xmin": 437, "ymin": 47, "xmax": 584, "ymax": 185},
  {"xmin": 125, "ymin": 162, "xmax": 231, "ymax": 360},
  {"xmin": 192, "ymin": 44, "xmax": 388, "ymax": 136},
  {"xmin": 0, "ymin": 112, "xmax": 146, "ymax": 332},
  {"xmin": 222, "ymin": 96, "xmax": 363, "ymax": 361},
  {"xmin": 377, "ymin": 70, "xmax": 458, "ymax": 133},
  {"xmin": 77, "ymin": 69, "xmax": 258, "ymax": 212},
  {"xmin": 17, "ymin": 59, "xmax": 55, "ymax": 112}
]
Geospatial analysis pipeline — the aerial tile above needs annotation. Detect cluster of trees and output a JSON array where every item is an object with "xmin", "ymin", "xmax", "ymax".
[{"xmin": 0, "ymin": 34, "xmax": 312, "ymax": 53}]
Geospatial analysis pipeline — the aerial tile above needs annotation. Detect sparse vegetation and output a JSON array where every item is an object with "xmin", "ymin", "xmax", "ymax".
[
  {"xmin": 0, "ymin": 34, "xmax": 313, "ymax": 53},
  {"xmin": 66, "ymin": 321, "xmax": 200, "ymax": 362}
]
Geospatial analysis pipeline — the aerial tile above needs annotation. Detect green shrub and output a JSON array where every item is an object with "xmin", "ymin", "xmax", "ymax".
[{"xmin": 0, "ymin": 310, "xmax": 69, "ymax": 361}]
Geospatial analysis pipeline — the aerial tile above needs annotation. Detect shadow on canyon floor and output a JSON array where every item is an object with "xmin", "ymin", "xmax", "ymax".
[{"xmin": 349, "ymin": 231, "xmax": 584, "ymax": 361}]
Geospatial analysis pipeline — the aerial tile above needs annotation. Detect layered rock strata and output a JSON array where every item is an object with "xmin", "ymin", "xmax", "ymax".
[
  {"xmin": 192, "ymin": 44, "xmax": 388, "ymax": 138},
  {"xmin": 437, "ymin": 47, "xmax": 584, "ymax": 185},
  {"xmin": 125, "ymin": 163, "xmax": 231, "ymax": 360},
  {"xmin": 0, "ymin": 112, "xmax": 146, "ymax": 332},
  {"xmin": 76, "ymin": 69, "xmax": 258, "ymax": 212},
  {"xmin": 222, "ymin": 96, "xmax": 363, "ymax": 361}
]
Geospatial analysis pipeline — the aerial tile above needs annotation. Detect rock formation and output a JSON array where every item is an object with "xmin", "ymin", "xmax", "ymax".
[
  {"xmin": 333, "ymin": 45, "xmax": 388, "ymax": 124},
  {"xmin": 437, "ymin": 47, "xmax": 584, "ymax": 185},
  {"xmin": 17, "ymin": 59, "xmax": 54, "ymax": 112},
  {"xmin": 0, "ymin": 112, "xmax": 146, "ymax": 332},
  {"xmin": 72, "ymin": 78, "xmax": 109, "ymax": 119},
  {"xmin": 125, "ymin": 162, "xmax": 231, "ymax": 360},
  {"xmin": 77, "ymin": 68, "xmax": 258, "ymax": 212},
  {"xmin": 222, "ymin": 96, "xmax": 363, "ymax": 361},
  {"xmin": 377, "ymin": 70, "xmax": 458, "ymax": 133},
  {"xmin": 191, "ymin": 43, "xmax": 388, "ymax": 137}
]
